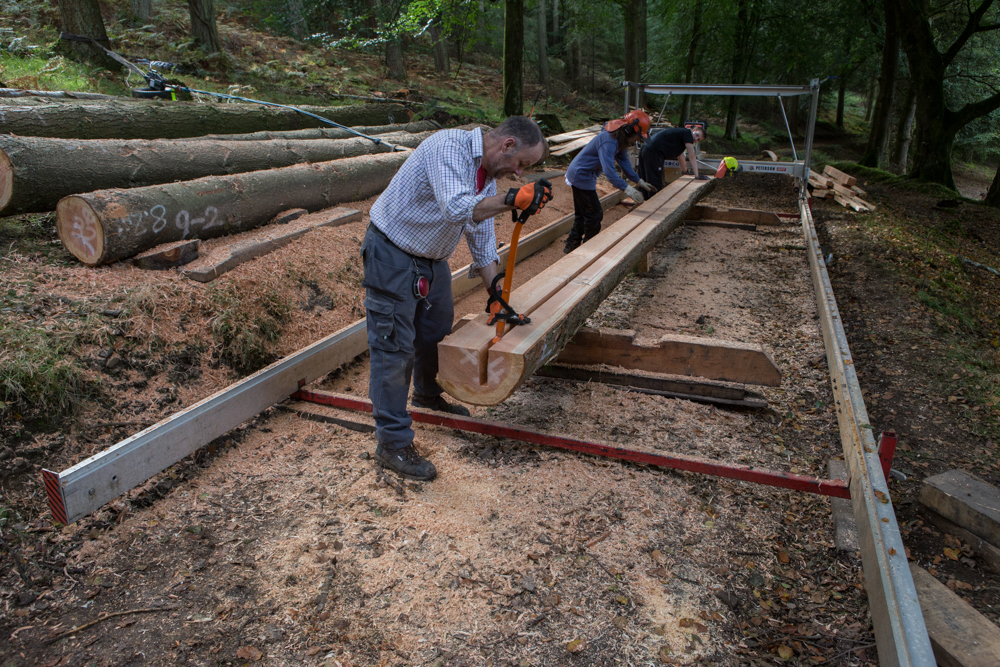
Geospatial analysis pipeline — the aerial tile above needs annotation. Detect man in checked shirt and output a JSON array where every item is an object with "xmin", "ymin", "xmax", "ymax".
[{"xmin": 362, "ymin": 116, "xmax": 551, "ymax": 481}]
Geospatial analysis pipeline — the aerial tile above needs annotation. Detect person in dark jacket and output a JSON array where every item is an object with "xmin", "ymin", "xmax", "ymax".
[
  {"xmin": 563, "ymin": 109, "xmax": 654, "ymax": 254},
  {"xmin": 637, "ymin": 125, "xmax": 707, "ymax": 191}
]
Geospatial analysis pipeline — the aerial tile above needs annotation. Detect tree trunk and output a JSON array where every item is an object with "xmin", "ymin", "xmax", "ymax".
[
  {"xmin": 187, "ymin": 0, "xmax": 221, "ymax": 53},
  {"xmin": 622, "ymin": 0, "xmax": 640, "ymax": 82},
  {"xmin": 287, "ymin": 0, "xmax": 307, "ymax": 39},
  {"xmin": 204, "ymin": 120, "xmax": 438, "ymax": 141},
  {"xmin": 0, "ymin": 131, "xmax": 433, "ymax": 215},
  {"xmin": 537, "ymin": 0, "xmax": 549, "ymax": 87},
  {"xmin": 552, "ymin": 0, "xmax": 559, "ymax": 48},
  {"xmin": 889, "ymin": 81, "xmax": 916, "ymax": 173},
  {"xmin": 566, "ymin": 18, "xmax": 580, "ymax": 90},
  {"xmin": 864, "ymin": 79, "xmax": 875, "ymax": 122},
  {"xmin": 429, "ymin": 22, "xmax": 450, "ymax": 75},
  {"xmin": 859, "ymin": 0, "xmax": 898, "ymax": 168},
  {"xmin": 678, "ymin": 0, "xmax": 703, "ymax": 126},
  {"xmin": 0, "ymin": 100, "xmax": 410, "ymax": 140},
  {"xmin": 724, "ymin": 0, "xmax": 751, "ymax": 140},
  {"xmin": 55, "ymin": 0, "xmax": 119, "ymax": 70},
  {"xmin": 503, "ymin": 0, "xmax": 524, "ymax": 116},
  {"xmin": 836, "ymin": 75, "xmax": 847, "ymax": 128},
  {"xmin": 131, "ymin": 0, "xmax": 154, "ymax": 21},
  {"xmin": 57, "ymin": 151, "xmax": 410, "ymax": 266},
  {"xmin": 637, "ymin": 0, "xmax": 647, "ymax": 70},
  {"xmin": 986, "ymin": 164, "xmax": 1000, "ymax": 207}
]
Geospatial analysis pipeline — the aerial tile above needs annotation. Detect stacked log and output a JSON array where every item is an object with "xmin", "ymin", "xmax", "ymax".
[
  {"xmin": 809, "ymin": 166, "xmax": 875, "ymax": 211},
  {"xmin": 0, "ymin": 131, "xmax": 434, "ymax": 214},
  {"xmin": 204, "ymin": 121, "xmax": 438, "ymax": 141},
  {"xmin": 56, "ymin": 150, "xmax": 410, "ymax": 266},
  {"xmin": 0, "ymin": 100, "xmax": 409, "ymax": 139}
]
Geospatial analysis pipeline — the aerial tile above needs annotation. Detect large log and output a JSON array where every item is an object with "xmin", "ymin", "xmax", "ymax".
[
  {"xmin": 0, "ymin": 131, "xmax": 433, "ymax": 215},
  {"xmin": 204, "ymin": 121, "xmax": 439, "ymax": 141},
  {"xmin": 0, "ymin": 88, "xmax": 118, "ymax": 101},
  {"xmin": 0, "ymin": 100, "xmax": 409, "ymax": 140},
  {"xmin": 437, "ymin": 176, "xmax": 716, "ymax": 406},
  {"xmin": 56, "ymin": 150, "xmax": 410, "ymax": 266}
]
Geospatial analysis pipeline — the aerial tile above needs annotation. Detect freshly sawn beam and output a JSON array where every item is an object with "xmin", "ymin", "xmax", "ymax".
[
  {"xmin": 437, "ymin": 176, "xmax": 716, "ymax": 406},
  {"xmin": 554, "ymin": 327, "xmax": 781, "ymax": 386},
  {"xmin": 0, "ymin": 131, "xmax": 432, "ymax": 215},
  {"xmin": 920, "ymin": 469, "xmax": 1000, "ymax": 548},
  {"xmin": 56, "ymin": 150, "xmax": 410, "ymax": 266},
  {"xmin": 0, "ymin": 100, "xmax": 409, "ymax": 140}
]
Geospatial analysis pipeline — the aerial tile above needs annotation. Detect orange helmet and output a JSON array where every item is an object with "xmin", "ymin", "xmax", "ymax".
[{"xmin": 605, "ymin": 109, "xmax": 651, "ymax": 138}]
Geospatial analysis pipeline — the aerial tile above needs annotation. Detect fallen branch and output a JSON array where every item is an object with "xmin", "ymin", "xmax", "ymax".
[
  {"xmin": 46, "ymin": 605, "xmax": 178, "ymax": 643},
  {"xmin": 961, "ymin": 257, "xmax": 1000, "ymax": 278}
]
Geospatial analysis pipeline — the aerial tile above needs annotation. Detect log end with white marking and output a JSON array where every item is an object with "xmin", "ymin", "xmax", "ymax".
[{"xmin": 57, "ymin": 196, "xmax": 106, "ymax": 266}]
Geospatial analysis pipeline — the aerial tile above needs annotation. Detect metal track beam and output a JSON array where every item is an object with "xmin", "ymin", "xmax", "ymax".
[{"xmin": 800, "ymin": 200, "xmax": 934, "ymax": 666}]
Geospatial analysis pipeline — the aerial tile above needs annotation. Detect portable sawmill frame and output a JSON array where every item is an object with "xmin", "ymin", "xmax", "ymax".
[{"xmin": 43, "ymin": 82, "xmax": 934, "ymax": 666}]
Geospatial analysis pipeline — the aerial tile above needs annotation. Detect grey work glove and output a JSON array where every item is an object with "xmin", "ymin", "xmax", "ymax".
[
  {"xmin": 624, "ymin": 185, "xmax": 645, "ymax": 205},
  {"xmin": 637, "ymin": 179, "xmax": 656, "ymax": 193}
]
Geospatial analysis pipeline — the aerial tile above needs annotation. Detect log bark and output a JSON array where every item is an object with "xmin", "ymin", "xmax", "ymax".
[
  {"xmin": 0, "ymin": 131, "xmax": 434, "ymax": 215},
  {"xmin": 203, "ymin": 120, "xmax": 439, "ymax": 141},
  {"xmin": 0, "ymin": 88, "xmax": 118, "ymax": 101},
  {"xmin": 56, "ymin": 150, "xmax": 410, "ymax": 266},
  {"xmin": 0, "ymin": 100, "xmax": 410, "ymax": 140},
  {"xmin": 437, "ymin": 176, "xmax": 715, "ymax": 405}
]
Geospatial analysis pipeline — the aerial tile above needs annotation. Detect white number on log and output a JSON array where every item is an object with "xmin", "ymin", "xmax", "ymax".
[
  {"xmin": 150, "ymin": 205, "xmax": 167, "ymax": 234},
  {"xmin": 201, "ymin": 206, "xmax": 220, "ymax": 230},
  {"xmin": 71, "ymin": 215, "xmax": 97, "ymax": 256},
  {"xmin": 175, "ymin": 210, "xmax": 190, "ymax": 238}
]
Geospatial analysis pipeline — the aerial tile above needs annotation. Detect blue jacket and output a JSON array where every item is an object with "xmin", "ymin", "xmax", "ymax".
[{"xmin": 565, "ymin": 130, "xmax": 641, "ymax": 191}]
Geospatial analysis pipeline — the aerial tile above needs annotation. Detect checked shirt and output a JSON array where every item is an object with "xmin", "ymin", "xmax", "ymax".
[{"xmin": 369, "ymin": 127, "xmax": 499, "ymax": 271}]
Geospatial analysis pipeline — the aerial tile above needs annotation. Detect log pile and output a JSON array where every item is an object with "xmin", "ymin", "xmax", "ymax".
[
  {"xmin": 547, "ymin": 125, "xmax": 602, "ymax": 156},
  {"xmin": 809, "ymin": 166, "xmax": 875, "ymax": 211},
  {"xmin": 0, "ymin": 131, "xmax": 433, "ymax": 215},
  {"xmin": 437, "ymin": 175, "xmax": 716, "ymax": 406}
]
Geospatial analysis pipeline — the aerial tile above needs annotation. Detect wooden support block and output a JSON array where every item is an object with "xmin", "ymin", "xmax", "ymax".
[
  {"xmin": 133, "ymin": 239, "xmax": 201, "ymax": 270},
  {"xmin": 535, "ymin": 364, "xmax": 768, "ymax": 408},
  {"xmin": 437, "ymin": 177, "xmax": 715, "ymax": 406},
  {"xmin": 833, "ymin": 192, "xmax": 870, "ymax": 212},
  {"xmin": 554, "ymin": 327, "xmax": 781, "ymax": 386},
  {"xmin": 910, "ymin": 563, "xmax": 1000, "ymax": 667},
  {"xmin": 183, "ymin": 207, "xmax": 361, "ymax": 282},
  {"xmin": 636, "ymin": 251, "xmax": 653, "ymax": 273},
  {"xmin": 823, "ymin": 164, "xmax": 857, "ymax": 187},
  {"xmin": 922, "ymin": 507, "xmax": 1000, "ymax": 575},
  {"xmin": 270, "ymin": 208, "xmax": 307, "ymax": 224},
  {"xmin": 921, "ymin": 469, "xmax": 1000, "ymax": 549},
  {"xmin": 685, "ymin": 219, "xmax": 756, "ymax": 231},
  {"xmin": 688, "ymin": 205, "xmax": 781, "ymax": 226}
]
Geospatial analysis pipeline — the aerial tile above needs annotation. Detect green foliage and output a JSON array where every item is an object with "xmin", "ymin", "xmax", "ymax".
[
  {"xmin": 828, "ymin": 162, "xmax": 965, "ymax": 200},
  {"xmin": 209, "ymin": 284, "xmax": 293, "ymax": 374}
]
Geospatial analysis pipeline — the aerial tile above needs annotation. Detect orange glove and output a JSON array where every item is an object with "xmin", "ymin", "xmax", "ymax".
[{"xmin": 505, "ymin": 179, "xmax": 553, "ymax": 215}]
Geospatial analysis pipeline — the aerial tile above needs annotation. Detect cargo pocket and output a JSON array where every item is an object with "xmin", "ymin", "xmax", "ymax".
[
  {"xmin": 365, "ymin": 295, "xmax": 399, "ymax": 352},
  {"xmin": 362, "ymin": 239, "xmax": 414, "ymax": 300}
]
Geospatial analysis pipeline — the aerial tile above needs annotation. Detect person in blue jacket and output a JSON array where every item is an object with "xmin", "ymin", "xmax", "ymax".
[{"xmin": 563, "ymin": 109, "xmax": 655, "ymax": 254}]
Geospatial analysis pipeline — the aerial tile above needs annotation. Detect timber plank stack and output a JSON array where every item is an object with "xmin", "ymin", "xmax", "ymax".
[
  {"xmin": 436, "ymin": 175, "xmax": 716, "ymax": 406},
  {"xmin": 547, "ymin": 125, "xmax": 601, "ymax": 156},
  {"xmin": 808, "ymin": 165, "xmax": 875, "ymax": 211}
]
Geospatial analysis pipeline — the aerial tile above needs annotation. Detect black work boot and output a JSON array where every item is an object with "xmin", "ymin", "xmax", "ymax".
[
  {"xmin": 412, "ymin": 394, "xmax": 471, "ymax": 417},
  {"xmin": 373, "ymin": 443, "xmax": 437, "ymax": 481},
  {"xmin": 564, "ymin": 237, "xmax": 582, "ymax": 254}
]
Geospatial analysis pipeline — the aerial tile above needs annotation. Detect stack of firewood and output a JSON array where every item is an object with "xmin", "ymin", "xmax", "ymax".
[{"xmin": 809, "ymin": 165, "xmax": 875, "ymax": 212}]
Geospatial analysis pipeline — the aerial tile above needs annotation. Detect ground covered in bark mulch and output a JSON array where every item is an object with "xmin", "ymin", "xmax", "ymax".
[{"xmin": 2, "ymin": 168, "xmax": 999, "ymax": 667}]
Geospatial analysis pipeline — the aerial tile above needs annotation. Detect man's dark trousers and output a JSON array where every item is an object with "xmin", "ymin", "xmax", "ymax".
[
  {"xmin": 361, "ymin": 226, "xmax": 454, "ymax": 451},
  {"xmin": 637, "ymin": 148, "xmax": 665, "ymax": 193},
  {"xmin": 566, "ymin": 186, "xmax": 604, "ymax": 246}
]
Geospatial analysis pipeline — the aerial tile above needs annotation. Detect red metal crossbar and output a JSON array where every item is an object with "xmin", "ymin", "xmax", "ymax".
[{"xmin": 292, "ymin": 387, "xmax": 853, "ymax": 499}]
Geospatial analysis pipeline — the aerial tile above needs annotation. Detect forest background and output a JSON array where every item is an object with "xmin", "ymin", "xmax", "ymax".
[{"xmin": 4, "ymin": 0, "xmax": 1000, "ymax": 201}]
